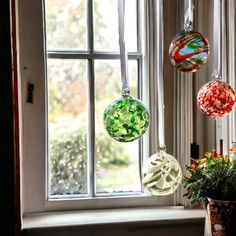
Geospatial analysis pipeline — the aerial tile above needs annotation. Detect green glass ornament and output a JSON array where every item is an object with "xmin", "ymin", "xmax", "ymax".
[{"xmin": 103, "ymin": 95, "xmax": 149, "ymax": 142}]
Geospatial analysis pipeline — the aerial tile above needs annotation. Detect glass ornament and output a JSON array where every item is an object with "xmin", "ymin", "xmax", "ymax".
[
  {"xmin": 197, "ymin": 80, "xmax": 236, "ymax": 118},
  {"xmin": 103, "ymin": 95, "xmax": 149, "ymax": 142},
  {"xmin": 169, "ymin": 31, "xmax": 210, "ymax": 72},
  {"xmin": 142, "ymin": 146, "xmax": 182, "ymax": 196}
]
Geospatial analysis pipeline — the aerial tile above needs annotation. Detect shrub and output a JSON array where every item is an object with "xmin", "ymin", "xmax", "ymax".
[{"xmin": 50, "ymin": 130, "xmax": 130, "ymax": 195}]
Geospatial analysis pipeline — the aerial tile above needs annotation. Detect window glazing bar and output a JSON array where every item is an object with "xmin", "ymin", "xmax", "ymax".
[
  {"xmin": 137, "ymin": 58, "xmax": 144, "ymax": 192},
  {"xmin": 137, "ymin": 0, "xmax": 144, "ymax": 192},
  {"xmin": 137, "ymin": 0, "xmax": 142, "ymax": 51},
  {"xmin": 47, "ymin": 51, "xmax": 142, "ymax": 60},
  {"xmin": 87, "ymin": 0, "xmax": 95, "ymax": 197},
  {"xmin": 49, "ymin": 191, "xmax": 143, "ymax": 200}
]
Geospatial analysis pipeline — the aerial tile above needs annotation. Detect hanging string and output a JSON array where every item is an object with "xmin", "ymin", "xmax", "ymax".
[
  {"xmin": 213, "ymin": 0, "xmax": 222, "ymax": 79},
  {"xmin": 184, "ymin": 0, "xmax": 194, "ymax": 31},
  {"xmin": 118, "ymin": 0, "xmax": 130, "ymax": 96},
  {"xmin": 157, "ymin": 0, "xmax": 165, "ymax": 148}
]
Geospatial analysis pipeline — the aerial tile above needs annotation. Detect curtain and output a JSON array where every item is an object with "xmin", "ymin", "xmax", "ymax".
[
  {"xmin": 143, "ymin": 0, "xmax": 163, "ymax": 158},
  {"xmin": 174, "ymin": 0, "xmax": 236, "ymax": 207},
  {"xmin": 226, "ymin": 0, "xmax": 236, "ymax": 147},
  {"xmin": 195, "ymin": 0, "xmax": 236, "ymax": 155},
  {"xmin": 171, "ymin": 0, "xmax": 193, "ymax": 206}
]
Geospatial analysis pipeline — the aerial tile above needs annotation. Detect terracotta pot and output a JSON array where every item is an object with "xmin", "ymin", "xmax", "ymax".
[{"xmin": 207, "ymin": 198, "xmax": 236, "ymax": 236}]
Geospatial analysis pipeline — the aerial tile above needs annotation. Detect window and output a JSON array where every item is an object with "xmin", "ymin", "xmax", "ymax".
[
  {"xmin": 20, "ymin": 0, "xmax": 172, "ymax": 214},
  {"xmin": 19, "ymin": 0, "xmax": 236, "ymax": 216},
  {"xmin": 46, "ymin": 0, "xmax": 142, "ymax": 198}
]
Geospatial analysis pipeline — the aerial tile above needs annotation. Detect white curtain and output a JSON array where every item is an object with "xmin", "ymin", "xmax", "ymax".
[
  {"xmin": 144, "ymin": 0, "xmax": 193, "ymax": 206},
  {"xmin": 144, "ymin": 0, "xmax": 236, "ymax": 207},
  {"xmin": 143, "ymin": 0, "xmax": 164, "ymax": 158},
  {"xmin": 172, "ymin": 0, "xmax": 193, "ymax": 206}
]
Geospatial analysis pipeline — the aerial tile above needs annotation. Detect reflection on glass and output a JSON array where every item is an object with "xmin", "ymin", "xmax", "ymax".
[
  {"xmin": 45, "ymin": 0, "xmax": 86, "ymax": 50},
  {"xmin": 95, "ymin": 60, "xmax": 141, "ymax": 194},
  {"xmin": 47, "ymin": 59, "xmax": 88, "ymax": 195},
  {"xmin": 94, "ymin": 0, "xmax": 137, "ymax": 51}
]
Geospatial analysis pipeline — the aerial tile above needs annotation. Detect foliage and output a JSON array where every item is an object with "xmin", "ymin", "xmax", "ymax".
[
  {"xmin": 50, "ymin": 129, "xmax": 130, "ymax": 195},
  {"xmin": 96, "ymin": 133, "xmax": 130, "ymax": 167},
  {"xmin": 50, "ymin": 131, "xmax": 87, "ymax": 195},
  {"xmin": 182, "ymin": 151, "xmax": 236, "ymax": 206},
  {"xmin": 45, "ymin": 0, "xmax": 108, "ymax": 49}
]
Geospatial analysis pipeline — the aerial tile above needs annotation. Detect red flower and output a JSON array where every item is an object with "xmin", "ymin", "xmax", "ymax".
[
  {"xmin": 191, "ymin": 164, "xmax": 197, "ymax": 171},
  {"xmin": 211, "ymin": 149, "xmax": 217, "ymax": 159}
]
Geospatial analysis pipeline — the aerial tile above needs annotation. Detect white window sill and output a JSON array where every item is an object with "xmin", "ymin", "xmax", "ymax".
[{"xmin": 22, "ymin": 206, "xmax": 206, "ymax": 230}]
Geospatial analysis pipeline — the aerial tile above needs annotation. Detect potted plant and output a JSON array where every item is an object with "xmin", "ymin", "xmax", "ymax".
[{"xmin": 183, "ymin": 150, "xmax": 236, "ymax": 236}]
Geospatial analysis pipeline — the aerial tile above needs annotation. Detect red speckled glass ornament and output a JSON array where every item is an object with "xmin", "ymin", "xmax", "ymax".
[
  {"xmin": 197, "ymin": 80, "xmax": 236, "ymax": 118},
  {"xmin": 169, "ymin": 31, "xmax": 210, "ymax": 72}
]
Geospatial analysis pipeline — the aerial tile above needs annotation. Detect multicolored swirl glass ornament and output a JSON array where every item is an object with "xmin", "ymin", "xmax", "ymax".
[
  {"xmin": 103, "ymin": 95, "xmax": 149, "ymax": 142},
  {"xmin": 197, "ymin": 80, "xmax": 236, "ymax": 118},
  {"xmin": 142, "ymin": 146, "xmax": 182, "ymax": 196},
  {"xmin": 169, "ymin": 31, "xmax": 210, "ymax": 72}
]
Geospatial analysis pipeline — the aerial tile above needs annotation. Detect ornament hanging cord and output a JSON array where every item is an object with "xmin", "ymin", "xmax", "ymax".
[
  {"xmin": 213, "ymin": 0, "xmax": 222, "ymax": 79},
  {"xmin": 157, "ymin": 0, "xmax": 165, "ymax": 148},
  {"xmin": 184, "ymin": 0, "xmax": 194, "ymax": 31},
  {"xmin": 118, "ymin": 0, "xmax": 130, "ymax": 96}
]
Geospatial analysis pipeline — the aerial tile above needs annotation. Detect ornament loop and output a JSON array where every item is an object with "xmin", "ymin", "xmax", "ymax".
[
  {"xmin": 184, "ymin": 20, "xmax": 193, "ymax": 32},
  {"xmin": 212, "ymin": 71, "xmax": 221, "ymax": 80},
  {"xmin": 122, "ymin": 86, "xmax": 130, "ymax": 97},
  {"xmin": 158, "ymin": 145, "xmax": 167, "ymax": 153}
]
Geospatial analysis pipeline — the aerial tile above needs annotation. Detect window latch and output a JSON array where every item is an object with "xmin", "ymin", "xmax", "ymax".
[{"xmin": 27, "ymin": 83, "xmax": 34, "ymax": 103}]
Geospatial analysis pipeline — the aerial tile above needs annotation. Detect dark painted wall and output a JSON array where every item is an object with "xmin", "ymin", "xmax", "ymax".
[
  {"xmin": 22, "ymin": 221, "xmax": 204, "ymax": 236},
  {"xmin": 0, "ymin": 0, "xmax": 16, "ymax": 235}
]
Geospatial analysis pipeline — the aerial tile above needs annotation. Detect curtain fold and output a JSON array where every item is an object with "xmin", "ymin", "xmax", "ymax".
[
  {"xmin": 227, "ymin": 0, "xmax": 236, "ymax": 146},
  {"xmin": 172, "ymin": 1, "xmax": 193, "ymax": 206},
  {"xmin": 143, "ymin": 0, "xmax": 163, "ymax": 157}
]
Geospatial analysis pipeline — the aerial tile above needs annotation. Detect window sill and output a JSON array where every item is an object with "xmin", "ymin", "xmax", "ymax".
[{"xmin": 22, "ymin": 206, "xmax": 206, "ymax": 230}]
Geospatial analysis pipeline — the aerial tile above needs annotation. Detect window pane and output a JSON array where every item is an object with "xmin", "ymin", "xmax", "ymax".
[
  {"xmin": 45, "ymin": 0, "xmax": 86, "ymax": 50},
  {"xmin": 47, "ymin": 59, "xmax": 88, "ymax": 196},
  {"xmin": 93, "ymin": 0, "xmax": 137, "ymax": 52},
  {"xmin": 95, "ymin": 60, "xmax": 141, "ymax": 194}
]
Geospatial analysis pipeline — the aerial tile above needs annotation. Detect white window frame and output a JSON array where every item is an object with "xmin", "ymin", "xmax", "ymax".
[
  {"xmin": 19, "ymin": 0, "xmax": 174, "ymax": 214},
  {"xmin": 46, "ymin": 0, "xmax": 143, "ymax": 200}
]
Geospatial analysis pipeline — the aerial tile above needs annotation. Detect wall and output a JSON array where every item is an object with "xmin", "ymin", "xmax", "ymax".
[
  {"xmin": 0, "ymin": 0, "xmax": 18, "ymax": 235},
  {"xmin": 22, "ymin": 221, "xmax": 204, "ymax": 236}
]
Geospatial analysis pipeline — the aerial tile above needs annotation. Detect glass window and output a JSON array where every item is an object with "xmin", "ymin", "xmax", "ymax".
[
  {"xmin": 45, "ymin": 0, "xmax": 143, "ymax": 199},
  {"xmin": 45, "ymin": 0, "xmax": 87, "ymax": 50},
  {"xmin": 47, "ymin": 59, "xmax": 88, "ymax": 195},
  {"xmin": 95, "ymin": 60, "xmax": 140, "ymax": 194},
  {"xmin": 93, "ymin": 0, "xmax": 137, "ymax": 51}
]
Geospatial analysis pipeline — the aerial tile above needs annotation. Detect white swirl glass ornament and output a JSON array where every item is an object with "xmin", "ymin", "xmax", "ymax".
[{"xmin": 142, "ymin": 146, "xmax": 182, "ymax": 196}]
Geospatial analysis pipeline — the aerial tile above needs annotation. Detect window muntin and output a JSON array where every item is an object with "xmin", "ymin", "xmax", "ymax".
[{"xmin": 45, "ymin": 0, "xmax": 143, "ymax": 198}]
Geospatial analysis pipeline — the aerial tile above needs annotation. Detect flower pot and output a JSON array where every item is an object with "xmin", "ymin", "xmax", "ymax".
[{"xmin": 207, "ymin": 198, "xmax": 236, "ymax": 236}]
